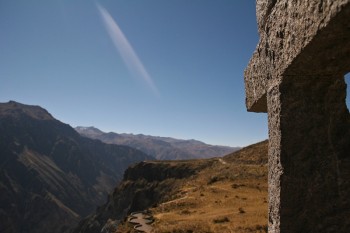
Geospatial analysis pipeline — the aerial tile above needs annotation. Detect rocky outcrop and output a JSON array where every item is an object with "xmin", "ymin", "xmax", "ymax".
[
  {"xmin": 0, "ymin": 101, "xmax": 152, "ymax": 233},
  {"xmin": 245, "ymin": 1, "xmax": 350, "ymax": 232},
  {"xmin": 124, "ymin": 161, "xmax": 205, "ymax": 182}
]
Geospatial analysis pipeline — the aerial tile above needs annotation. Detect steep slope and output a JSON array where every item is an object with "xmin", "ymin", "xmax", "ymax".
[
  {"xmin": 76, "ymin": 126, "xmax": 240, "ymax": 160},
  {"xmin": 0, "ymin": 101, "xmax": 152, "ymax": 233},
  {"xmin": 73, "ymin": 140, "xmax": 268, "ymax": 233}
]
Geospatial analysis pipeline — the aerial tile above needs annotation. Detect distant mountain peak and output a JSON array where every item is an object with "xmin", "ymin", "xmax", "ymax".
[
  {"xmin": 0, "ymin": 101, "xmax": 54, "ymax": 120},
  {"xmin": 75, "ymin": 126, "xmax": 104, "ymax": 136}
]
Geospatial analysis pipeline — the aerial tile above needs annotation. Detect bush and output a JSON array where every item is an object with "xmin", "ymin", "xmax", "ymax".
[
  {"xmin": 207, "ymin": 176, "xmax": 220, "ymax": 184},
  {"xmin": 238, "ymin": 207, "xmax": 245, "ymax": 214},
  {"xmin": 213, "ymin": 216, "xmax": 230, "ymax": 224}
]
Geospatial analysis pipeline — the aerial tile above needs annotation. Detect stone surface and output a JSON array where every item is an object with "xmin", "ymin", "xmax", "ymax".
[
  {"xmin": 245, "ymin": 0, "xmax": 350, "ymax": 232},
  {"xmin": 245, "ymin": 0, "xmax": 350, "ymax": 112}
]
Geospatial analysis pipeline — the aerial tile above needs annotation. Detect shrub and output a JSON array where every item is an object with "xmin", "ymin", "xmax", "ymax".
[
  {"xmin": 238, "ymin": 207, "xmax": 245, "ymax": 214},
  {"xmin": 207, "ymin": 176, "xmax": 219, "ymax": 184},
  {"xmin": 180, "ymin": 209, "xmax": 191, "ymax": 215},
  {"xmin": 213, "ymin": 216, "xmax": 230, "ymax": 224}
]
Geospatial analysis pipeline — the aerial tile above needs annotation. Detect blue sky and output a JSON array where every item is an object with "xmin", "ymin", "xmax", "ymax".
[{"xmin": 2, "ymin": 0, "xmax": 326, "ymax": 147}]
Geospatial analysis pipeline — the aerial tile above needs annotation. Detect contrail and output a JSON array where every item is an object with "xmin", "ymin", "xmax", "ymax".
[{"xmin": 97, "ymin": 4, "xmax": 160, "ymax": 96}]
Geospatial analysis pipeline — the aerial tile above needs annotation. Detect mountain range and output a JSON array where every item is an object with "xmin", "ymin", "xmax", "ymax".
[
  {"xmin": 0, "ymin": 101, "xmax": 152, "ymax": 233},
  {"xmin": 75, "ymin": 126, "xmax": 240, "ymax": 160}
]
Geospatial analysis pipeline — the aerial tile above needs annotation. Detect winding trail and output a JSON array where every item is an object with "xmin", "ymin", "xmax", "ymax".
[{"xmin": 128, "ymin": 212, "xmax": 153, "ymax": 233}]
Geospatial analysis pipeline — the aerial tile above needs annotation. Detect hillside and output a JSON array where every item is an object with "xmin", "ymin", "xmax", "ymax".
[
  {"xmin": 0, "ymin": 101, "xmax": 152, "ymax": 233},
  {"xmin": 75, "ymin": 126, "xmax": 240, "ymax": 160},
  {"xmin": 74, "ymin": 140, "xmax": 268, "ymax": 233}
]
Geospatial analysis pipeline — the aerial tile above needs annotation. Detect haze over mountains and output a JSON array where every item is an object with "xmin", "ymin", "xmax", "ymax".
[
  {"xmin": 0, "ymin": 101, "xmax": 152, "ymax": 233},
  {"xmin": 75, "ymin": 126, "xmax": 240, "ymax": 160}
]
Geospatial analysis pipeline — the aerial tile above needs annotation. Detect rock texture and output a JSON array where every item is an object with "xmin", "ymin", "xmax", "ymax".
[
  {"xmin": 0, "ymin": 101, "xmax": 152, "ymax": 233},
  {"xmin": 245, "ymin": 1, "xmax": 350, "ymax": 232},
  {"xmin": 245, "ymin": 0, "xmax": 350, "ymax": 112}
]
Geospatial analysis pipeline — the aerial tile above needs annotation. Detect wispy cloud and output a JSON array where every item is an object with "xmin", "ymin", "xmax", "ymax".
[{"xmin": 97, "ymin": 4, "xmax": 159, "ymax": 96}]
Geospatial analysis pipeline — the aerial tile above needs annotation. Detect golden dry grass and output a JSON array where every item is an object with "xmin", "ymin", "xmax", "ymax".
[
  {"xmin": 151, "ymin": 157, "xmax": 268, "ymax": 233},
  {"xmin": 118, "ymin": 140, "xmax": 268, "ymax": 233}
]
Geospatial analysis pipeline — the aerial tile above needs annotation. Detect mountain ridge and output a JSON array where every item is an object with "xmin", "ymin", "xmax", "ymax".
[
  {"xmin": 0, "ymin": 100, "xmax": 54, "ymax": 120},
  {"xmin": 75, "ymin": 126, "xmax": 240, "ymax": 160}
]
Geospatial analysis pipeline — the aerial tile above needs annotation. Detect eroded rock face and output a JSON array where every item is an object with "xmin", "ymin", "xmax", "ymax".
[
  {"xmin": 245, "ymin": 1, "xmax": 350, "ymax": 232},
  {"xmin": 245, "ymin": 0, "xmax": 350, "ymax": 112},
  {"xmin": 124, "ymin": 161, "xmax": 202, "ymax": 181},
  {"xmin": 276, "ymin": 75, "xmax": 350, "ymax": 232},
  {"xmin": 256, "ymin": 0, "xmax": 277, "ymax": 34}
]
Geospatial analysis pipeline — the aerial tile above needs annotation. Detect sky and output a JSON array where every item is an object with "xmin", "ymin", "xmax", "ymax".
[{"xmin": 2, "ymin": 1, "xmax": 346, "ymax": 147}]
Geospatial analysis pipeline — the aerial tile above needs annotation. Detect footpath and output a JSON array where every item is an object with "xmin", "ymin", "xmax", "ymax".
[{"xmin": 128, "ymin": 211, "xmax": 154, "ymax": 233}]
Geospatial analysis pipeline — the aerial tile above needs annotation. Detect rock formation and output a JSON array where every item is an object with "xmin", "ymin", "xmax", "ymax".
[{"xmin": 245, "ymin": 0, "xmax": 350, "ymax": 232}]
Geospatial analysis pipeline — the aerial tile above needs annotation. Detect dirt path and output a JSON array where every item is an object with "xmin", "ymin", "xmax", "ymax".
[
  {"xmin": 129, "ymin": 212, "xmax": 153, "ymax": 233},
  {"xmin": 159, "ymin": 186, "xmax": 197, "ymax": 206},
  {"xmin": 218, "ymin": 158, "xmax": 227, "ymax": 165}
]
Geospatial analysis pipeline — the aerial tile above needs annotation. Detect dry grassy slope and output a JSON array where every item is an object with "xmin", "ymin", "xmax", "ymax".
[{"xmin": 116, "ymin": 140, "xmax": 268, "ymax": 233}]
